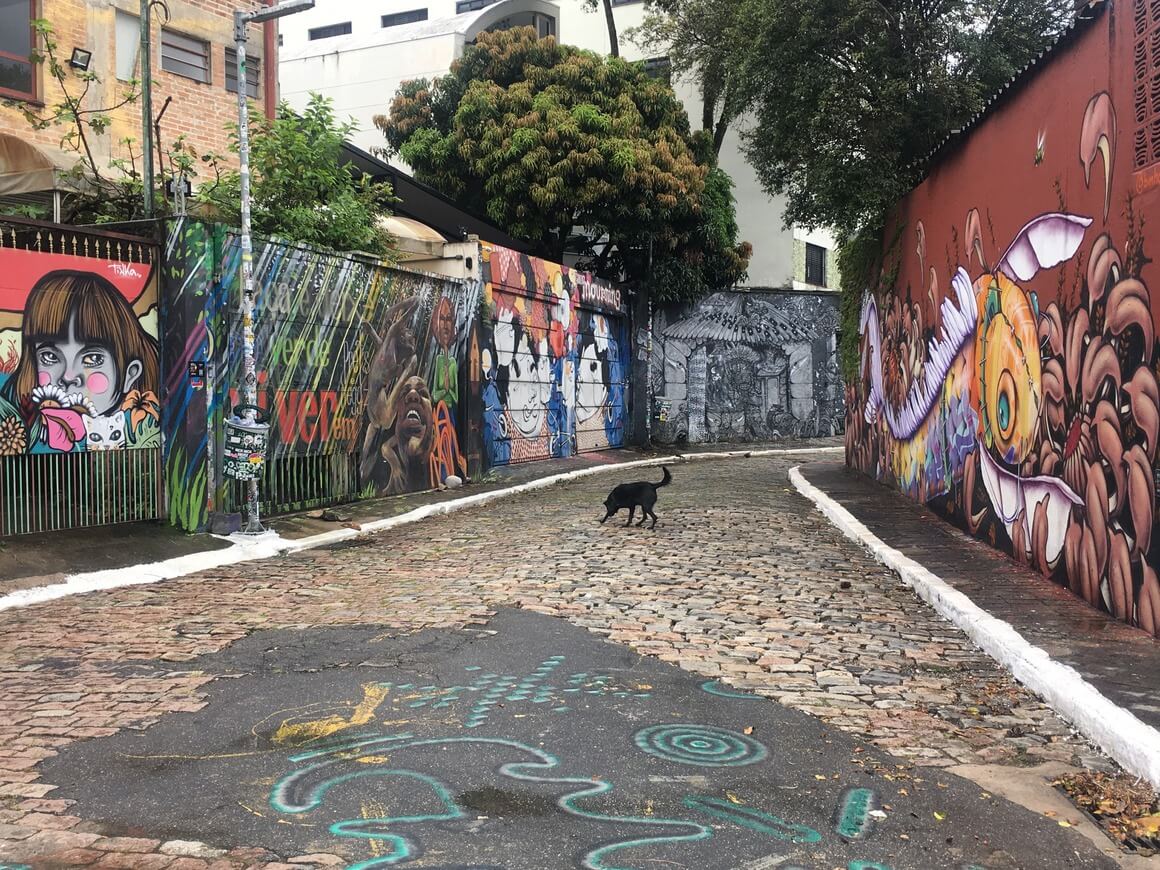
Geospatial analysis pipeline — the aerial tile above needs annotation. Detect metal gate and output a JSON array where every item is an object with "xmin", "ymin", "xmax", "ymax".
[{"xmin": 0, "ymin": 220, "xmax": 163, "ymax": 536}]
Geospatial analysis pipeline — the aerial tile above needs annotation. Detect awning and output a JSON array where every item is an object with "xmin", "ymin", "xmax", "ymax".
[
  {"xmin": 382, "ymin": 215, "xmax": 448, "ymax": 244},
  {"xmin": 0, "ymin": 134, "xmax": 85, "ymax": 197}
]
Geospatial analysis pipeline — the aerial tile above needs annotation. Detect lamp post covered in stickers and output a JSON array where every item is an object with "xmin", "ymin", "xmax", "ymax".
[{"xmin": 231, "ymin": 0, "xmax": 314, "ymax": 533}]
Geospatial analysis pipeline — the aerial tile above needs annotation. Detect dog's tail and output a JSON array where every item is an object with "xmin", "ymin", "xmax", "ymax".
[{"xmin": 657, "ymin": 466, "xmax": 672, "ymax": 488}]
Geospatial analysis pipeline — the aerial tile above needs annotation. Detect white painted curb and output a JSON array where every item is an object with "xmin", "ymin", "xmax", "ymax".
[
  {"xmin": 789, "ymin": 464, "xmax": 1160, "ymax": 790},
  {"xmin": 0, "ymin": 446, "xmax": 842, "ymax": 614}
]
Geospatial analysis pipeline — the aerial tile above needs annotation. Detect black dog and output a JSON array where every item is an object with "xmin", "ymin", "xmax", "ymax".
[{"xmin": 600, "ymin": 466, "xmax": 671, "ymax": 529}]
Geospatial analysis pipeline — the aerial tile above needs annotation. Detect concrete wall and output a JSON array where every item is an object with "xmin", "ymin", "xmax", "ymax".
[
  {"xmin": 846, "ymin": 3, "xmax": 1160, "ymax": 636},
  {"xmin": 651, "ymin": 290, "xmax": 843, "ymax": 444}
]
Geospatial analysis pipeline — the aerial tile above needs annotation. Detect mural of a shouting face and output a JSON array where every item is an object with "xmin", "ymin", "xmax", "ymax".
[{"xmin": 394, "ymin": 375, "xmax": 434, "ymax": 461}]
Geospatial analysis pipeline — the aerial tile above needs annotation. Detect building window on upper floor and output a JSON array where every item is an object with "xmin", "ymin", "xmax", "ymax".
[
  {"xmin": 0, "ymin": 0, "xmax": 36, "ymax": 101},
  {"xmin": 308, "ymin": 21, "xmax": 352, "ymax": 40},
  {"xmin": 383, "ymin": 9, "xmax": 428, "ymax": 28},
  {"xmin": 456, "ymin": 0, "xmax": 497, "ymax": 13},
  {"xmin": 805, "ymin": 243, "xmax": 826, "ymax": 286},
  {"xmin": 115, "ymin": 10, "xmax": 140, "ymax": 81},
  {"xmin": 161, "ymin": 28, "xmax": 210, "ymax": 83},
  {"xmin": 224, "ymin": 48, "xmax": 260, "ymax": 99},
  {"xmin": 642, "ymin": 57, "xmax": 671, "ymax": 84}
]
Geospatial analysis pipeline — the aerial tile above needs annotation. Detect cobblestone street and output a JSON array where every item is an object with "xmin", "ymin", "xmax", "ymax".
[{"xmin": 0, "ymin": 454, "xmax": 1121, "ymax": 868}]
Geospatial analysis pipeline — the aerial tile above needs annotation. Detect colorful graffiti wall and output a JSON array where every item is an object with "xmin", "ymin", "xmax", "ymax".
[
  {"xmin": 0, "ymin": 223, "xmax": 162, "ymax": 535},
  {"xmin": 162, "ymin": 219, "xmax": 477, "ymax": 532},
  {"xmin": 846, "ymin": 3, "xmax": 1160, "ymax": 635},
  {"xmin": 651, "ymin": 291, "xmax": 844, "ymax": 444},
  {"xmin": 0, "ymin": 235, "xmax": 159, "ymax": 455},
  {"xmin": 475, "ymin": 244, "xmax": 630, "ymax": 465}
]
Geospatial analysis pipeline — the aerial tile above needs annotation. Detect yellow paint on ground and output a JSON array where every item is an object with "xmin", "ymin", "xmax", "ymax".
[
  {"xmin": 272, "ymin": 682, "xmax": 392, "ymax": 747},
  {"xmin": 362, "ymin": 799, "xmax": 388, "ymax": 858}
]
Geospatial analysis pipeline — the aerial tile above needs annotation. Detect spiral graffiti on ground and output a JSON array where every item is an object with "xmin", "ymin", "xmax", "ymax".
[{"xmin": 633, "ymin": 724, "xmax": 769, "ymax": 767}]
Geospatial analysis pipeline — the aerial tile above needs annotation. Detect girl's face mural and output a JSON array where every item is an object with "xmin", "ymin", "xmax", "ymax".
[
  {"xmin": 576, "ymin": 341, "xmax": 608, "ymax": 422},
  {"xmin": 508, "ymin": 334, "xmax": 547, "ymax": 438},
  {"xmin": 35, "ymin": 314, "xmax": 141, "ymax": 416}
]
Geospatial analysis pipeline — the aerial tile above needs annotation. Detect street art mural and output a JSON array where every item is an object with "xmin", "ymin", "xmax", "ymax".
[
  {"xmin": 651, "ymin": 291, "xmax": 844, "ymax": 444},
  {"xmin": 847, "ymin": 88, "xmax": 1160, "ymax": 636},
  {"xmin": 0, "ymin": 245, "xmax": 159, "ymax": 456},
  {"xmin": 162, "ymin": 219, "xmax": 477, "ymax": 531},
  {"xmin": 477, "ymin": 244, "xmax": 629, "ymax": 465}
]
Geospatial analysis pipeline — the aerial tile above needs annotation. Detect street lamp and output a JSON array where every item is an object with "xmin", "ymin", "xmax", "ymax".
[{"xmin": 233, "ymin": 0, "xmax": 314, "ymax": 534}]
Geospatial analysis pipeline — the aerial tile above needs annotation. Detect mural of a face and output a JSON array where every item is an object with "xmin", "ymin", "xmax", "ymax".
[
  {"xmin": 394, "ymin": 375, "xmax": 434, "ymax": 459},
  {"xmin": 507, "ymin": 334, "xmax": 546, "ymax": 438},
  {"xmin": 434, "ymin": 297, "xmax": 455, "ymax": 351},
  {"xmin": 36, "ymin": 314, "xmax": 142, "ymax": 416},
  {"xmin": 576, "ymin": 341, "xmax": 608, "ymax": 422}
]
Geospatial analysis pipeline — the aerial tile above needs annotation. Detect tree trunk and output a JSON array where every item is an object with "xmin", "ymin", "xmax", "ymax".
[{"xmin": 602, "ymin": 0, "xmax": 619, "ymax": 57}]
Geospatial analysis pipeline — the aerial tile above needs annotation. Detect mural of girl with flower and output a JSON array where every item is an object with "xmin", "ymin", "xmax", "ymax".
[{"xmin": 0, "ymin": 269, "xmax": 159, "ymax": 455}]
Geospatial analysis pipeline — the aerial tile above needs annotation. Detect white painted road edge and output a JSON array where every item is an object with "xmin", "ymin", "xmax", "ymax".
[
  {"xmin": 0, "ymin": 446, "xmax": 842, "ymax": 614},
  {"xmin": 789, "ymin": 464, "xmax": 1160, "ymax": 790}
]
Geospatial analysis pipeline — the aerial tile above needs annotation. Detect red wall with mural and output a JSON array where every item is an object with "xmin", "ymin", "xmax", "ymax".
[{"xmin": 847, "ymin": 1, "xmax": 1160, "ymax": 635}]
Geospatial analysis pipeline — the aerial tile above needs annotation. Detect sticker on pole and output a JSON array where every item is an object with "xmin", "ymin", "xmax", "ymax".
[{"xmin": 223, "ymin": 404, "xmax": 270, "ymax": 480}]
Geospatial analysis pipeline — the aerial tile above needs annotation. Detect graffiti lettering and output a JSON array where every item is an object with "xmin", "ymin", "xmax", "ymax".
[{"xmin": 577, "ymin": 275, "xmax": 624, "ymax": 313}]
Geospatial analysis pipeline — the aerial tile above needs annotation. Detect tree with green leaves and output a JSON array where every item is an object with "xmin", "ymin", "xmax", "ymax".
[
  {"xmin": 376, "ymin": 26, "xmax": 748, "ymax": 302},
  {"xmin": 636, "ymin": 0, "xmax": 1073, "ymax": 237},
  {"xmin": 634, "ymin": 0, "xmax": 1074, "ymax": 369},
  {"xmin": 200, "ymin": 94, "xmax": 395, "ymax": 256}
]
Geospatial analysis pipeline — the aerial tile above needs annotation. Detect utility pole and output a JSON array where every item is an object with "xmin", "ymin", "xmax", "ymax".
[
  {"xmin": 140, "ymin": 0, "xmax": 153, "ymax": 217},
  {"xmin": 233, "ymin": 0, "xmax": 314, "ymax": 534}
]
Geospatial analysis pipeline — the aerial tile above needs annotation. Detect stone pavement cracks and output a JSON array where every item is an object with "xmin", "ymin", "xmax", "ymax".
[{"xmin": 0, "ymin": 450, "xmax": 1152, "ymax": 868}]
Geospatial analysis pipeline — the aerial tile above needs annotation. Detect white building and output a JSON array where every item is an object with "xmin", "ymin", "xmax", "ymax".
[{"xmin": 278, "ymin": 0, "xmax": 838, "ymax": 291}]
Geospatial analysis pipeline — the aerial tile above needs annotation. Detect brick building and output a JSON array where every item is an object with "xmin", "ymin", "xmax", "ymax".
[{"xmin": 0, "ymin": 0, "xmax": 277, "ymax": 215}]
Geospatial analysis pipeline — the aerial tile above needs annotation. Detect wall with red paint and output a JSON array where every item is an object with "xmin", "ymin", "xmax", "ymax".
[{"xmin": 846, "ymin": 1, "xmax": 1160, "ymax": 635}]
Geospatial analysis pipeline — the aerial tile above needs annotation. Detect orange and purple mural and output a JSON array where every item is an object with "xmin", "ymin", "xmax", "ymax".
[{"xmin": 848, "ymin": 2, "xmax": 1160, "ymax": 637}]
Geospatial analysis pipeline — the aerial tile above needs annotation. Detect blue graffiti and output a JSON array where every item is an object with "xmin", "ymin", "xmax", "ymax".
[
  {"xmin": 699, "ymin": 680, "xmax": 761, "ymax": 700},
  {"xmin": 271, "ymin": 734, "xmax": 712, "ymax": 870},
  {"xmin": 634, "ymin": 724, "xmax": 769, "ymax": 768},
  {"xmin": 683, "ymin": 795, "xmax": 821, "ymax": 844}
]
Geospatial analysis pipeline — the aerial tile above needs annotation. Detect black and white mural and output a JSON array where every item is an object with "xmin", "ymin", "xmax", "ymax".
[{"xmin": 649, "ymin": 291, "xmax": 844, "ymax": 444}]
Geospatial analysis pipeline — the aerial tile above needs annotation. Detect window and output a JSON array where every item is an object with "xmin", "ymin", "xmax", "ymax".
[
  {"xmin": 224, "ymin": 48, "xmax": 261, "ymax": 98},
  {"xmin": 805, "ymin": 243, "xmax": 826, "ymax": 286},
  {"xmin": 642, "ymin": 57, "xmax": 671, "ymax": 84},
  {"xmin": 115, "ymin": 10, "xmax": 139, "ymax": 81},
  {"xmin": 308, "ymin": 21, "xmax": 352, "ymax": 40},
  {"xmin": 1134, "ymin": 0, "xmax": 1160, "ymax": 169},
  {"xmin": 161, "ymin": 28, "xmax": 210, "ymax": 83},
  {"xmin": 382, "ymin": 8, "xmax": 427, "ymax": 27},
  {"xmin": 0, "ymin": 0, "xmax": 35, "ymax": 100},
  {"xmin": 456, "ymin": 0, "xmax": 497, "ymax": 13}
]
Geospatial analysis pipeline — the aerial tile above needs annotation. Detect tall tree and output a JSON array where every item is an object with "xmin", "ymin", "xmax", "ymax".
[
  {"xmin": 376, "ymin": 27, "xmax": 749, "ymax": 301},
  {"xmin": 582, "ymin": 0, "xmax": 620, "ymax": 57},
  {"xmin": 635, "ymin": 0, "xmax": 1074, "ymax": 236},
  {"xmin": 629, "ymin": 0, "xmax": 748, "ymax": 157}
]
